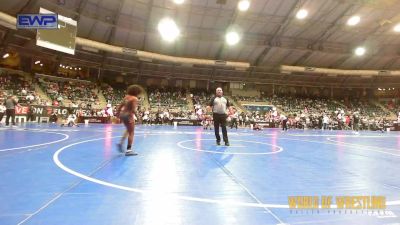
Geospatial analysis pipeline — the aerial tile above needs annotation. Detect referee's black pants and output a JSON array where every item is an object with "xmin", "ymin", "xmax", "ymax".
[
  {"xmin": 6, "ymin": 109, "xmax": 15, "ymax": 126},
  {"xmin": 213, "ymin": 113, "xmax": 228, "ymax": 143},
  {"xmin": 282, "ymin": 119, "xmax": 288, "ymax": 131}
]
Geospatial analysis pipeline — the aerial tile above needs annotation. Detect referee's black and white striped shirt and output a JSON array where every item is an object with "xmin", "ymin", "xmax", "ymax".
[{"xmin": 208, "ymin": 96, "xmax": 230, "ymax": 115}]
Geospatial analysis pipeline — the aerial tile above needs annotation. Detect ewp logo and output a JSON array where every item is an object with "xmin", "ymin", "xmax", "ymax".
[{"xmin": 17, "ymin": 14, "xmax": 58, "ymax": 29}]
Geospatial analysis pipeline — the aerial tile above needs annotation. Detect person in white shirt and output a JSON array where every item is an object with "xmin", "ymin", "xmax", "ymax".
[
  {"xmin": 196, "ymin": 108, "xmax": 203, "ymax": 119},
  {"xmin": 67, "ymin": 114, "xmax": 78, "ymax": 126},
  {"xmin": 0, "ymin": 101, "xmax": 6, "ymax": 125},
  {"xmin": 189, "ymin": 112, "xmax": 197, "ymax": 120},
  {"xmin": 142, "ymin": 113, "xmax": 149, "ymax": 124},
  {"xmin": 230, "ymin": 110, "xmax": 239, "ymax": 129},
  {"xmin": 61, "ymin": 111, "xmax": 79, "ymax": 127},
  {"xmin": 295, "ymin": 115, "xmax": 301, "ymax": 129},
  {"xmin": 163, "ymin": 110, "xmax": 170, "ymax": 124},
  {"xmin": 337, "ymin": 113, "xmax": 343, "ymax": 130},
  {"xmin": 159, "ymin": 112, "xmax": 164, "ymax": 124},
  {"xmin": 26, "ymin": 94, "xmax": 34, "ymax": 103},
  {"xmin": 272, "ymin": 109, "xmax": 278, "ymax": 118},
  {"xmin": 106, "ymin": 104, "xmax": 113, "ymax": 117},
  {"xmin": 323, "ymin": 115, "xmax": 329, "ymax": 130}
]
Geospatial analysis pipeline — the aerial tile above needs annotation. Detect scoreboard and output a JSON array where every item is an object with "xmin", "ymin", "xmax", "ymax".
[{"xmin": 36, "ymin": 8, "xmax": 77, "ymax": 55}]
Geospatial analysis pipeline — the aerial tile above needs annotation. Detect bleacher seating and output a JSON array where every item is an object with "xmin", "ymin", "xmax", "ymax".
[
  {"xmin": 0, "ymin": 68, "xmax": 395, "ymax": 130},
  {"xmin": 36, "ymin": 76, "xmax": 99, "ymax": 108},
  {"xmin": 0, "ymin": 73, "xmax": 40, "ymax": 104},
  {"xmin": 148, "ymin": 87, "xmax": 188, "ymax": 111}
]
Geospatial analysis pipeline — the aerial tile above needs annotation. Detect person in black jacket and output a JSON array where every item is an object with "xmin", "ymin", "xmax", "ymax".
[
  {"xmin": 26, "ymin": 104, "xmax": 35, "ymax": 122},
  {"xmin": 352, "ymin": 112, "xmax": 360, "ymax": 133},
  {"xmin": 5, "ymin": 96, "xmax": 19, "ymax": 126}
]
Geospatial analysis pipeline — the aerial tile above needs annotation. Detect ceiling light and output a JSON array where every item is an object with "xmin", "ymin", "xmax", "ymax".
[
  {"xmin": 35, "ymin": 60, "xmax": 40, "ymax": 64},
  {"xmin": 394, "ymin": 23, "xmax": 400, "ymax": 32},
  {"xmin": 158, "ymin": 18, "xmax": 180, "ymax": 42},
  {"xmin": 225, "ymin": 31, "xmax": 240, "ymax": 46},
  {"xmin": 354, "ymin": 46, "xmax": 366, "ymax": 56},
  {"xmin": 2, "ymin": 53, "xmax": 9, "ymax": 59},
  {"xmin": 296, "ymin": 9, "xmax": 308, "ymax": 20},
  {"xmin": 78, "ymin": 68, "xmax": 81, "ymax": 70},
  {"xmin": 173, "ymin": 0, "xmax": 184, "ymax": 4},
  {"xmin": 238, "ymin": 0, "xmax": 250, "ymax": 12},
  {"xmin": 347, "ymin": 15, "xmax": 360, "ymax": 26},
  {"xmin": 40, "ymin": 64, "xmax": 43, "ymax": 67}
]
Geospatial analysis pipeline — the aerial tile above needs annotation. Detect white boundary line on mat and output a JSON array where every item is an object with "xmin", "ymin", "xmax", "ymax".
[{"xmin": 53, "ymin": 135, "xmax": 400, "ymax": 209}]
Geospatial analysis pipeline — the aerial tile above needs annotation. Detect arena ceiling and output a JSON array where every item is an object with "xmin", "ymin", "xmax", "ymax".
[{"xmin": 1, "ymin": 0, "xmax": 400, "ymax": 87}]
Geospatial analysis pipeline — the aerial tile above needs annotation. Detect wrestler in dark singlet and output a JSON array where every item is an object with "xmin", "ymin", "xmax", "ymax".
[{"xmin": 116, "ymin": 85, "xmax": 142, "ymax": 156}]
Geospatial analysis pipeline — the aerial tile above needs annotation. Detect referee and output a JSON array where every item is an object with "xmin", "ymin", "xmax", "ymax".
[
  {"xmin": 5, "ymin": 96, "xmax": 18, "ymax": 127},
  {"xmin": 207, "ymin": 87, "xmax": 232, "ymax": 146}
]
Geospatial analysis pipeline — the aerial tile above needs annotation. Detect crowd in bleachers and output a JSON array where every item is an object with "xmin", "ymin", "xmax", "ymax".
[
  {"xmin": 101, "ymin": 84, "xmax": 125, "ymax": 106},
  {"xmin": 381, "ymin": 99, "xmax": 400, "ymax": 116},
  {"xmin": 235, "ymin": 95, "xmax": 394, "ymax": 131},
  {"xmin": 101, "ymin": 84, "xmax": 146, "ymax": 113},
  {"xmin": 135, "ymin": 106, "xmax": 200, "ymax": 125},
  {"xmin": 148, "ymin": 87, "xmax": 188, "ymax": 111},
  {"xmin": 0, "ymin": 73, "xmax": 40, "ymax": 105},
  {"xmin": 233, "ymin": 96, "xmax": 266, "ymax": 102},
  {"xmin": 232, "ymin": 110, "xmax": 389, "ymax": 131},
  {"xmin": 344, "ymin": 99, "xmax": 389, "ymax": 117},
  {"xmin": 1, "ymin": 69, "xmax": 398, "ymax": 131},
  {"xmin": 99, "ymin": 84, "xmax": 187, "ymax": 125},
  {"xmin": 266, "ymin": 96, "xmax": 341, "ymax": 115},
  {"xmin": 37, "ymin": 77, "xmax": 100, "ymax": 108},
  {"xmin": 191, "ymin": 89, "xmax": 210, "ymax": 105}
]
